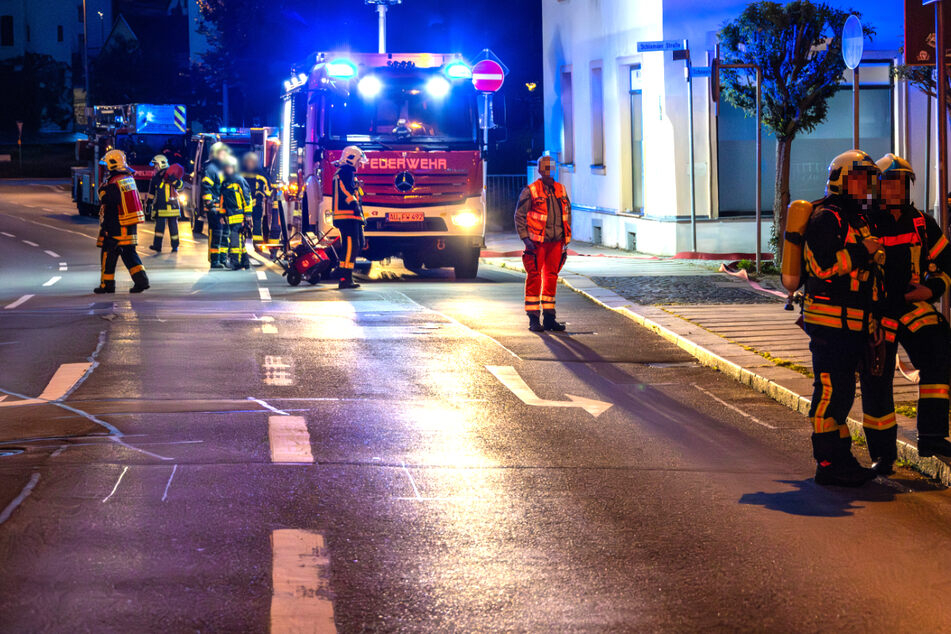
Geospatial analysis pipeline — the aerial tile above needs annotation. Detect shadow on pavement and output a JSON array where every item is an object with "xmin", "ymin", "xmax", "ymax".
[{"xmin": 739, "ymin": 477, "xmax": 944, "ymax": 517}]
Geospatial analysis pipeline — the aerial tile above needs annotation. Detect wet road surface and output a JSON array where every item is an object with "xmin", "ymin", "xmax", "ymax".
[{"xmin": 1, "ymin": 182, "xmax": 951, "ymax": 632}]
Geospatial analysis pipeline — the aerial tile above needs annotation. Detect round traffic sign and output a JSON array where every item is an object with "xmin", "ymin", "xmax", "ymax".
[
  {"xmin": 472, "ymin": 59, "xmax": 505, "ymax": 92},
  {"xmin": 842, "ymin": 14, "xmax": 864, "ymax": 70}
]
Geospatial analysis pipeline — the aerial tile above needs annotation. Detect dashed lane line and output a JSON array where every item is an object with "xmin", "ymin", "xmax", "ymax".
[
  {"xmin": 259, "ymin": 287, "xmax": 272, "ymax": 302},
  {"xmin": 21, "ymin": 240, "xmax": 38, "ymax": 247},
  {"xmin": 270, "ymin": 529, "xmax": 336, "ymax": 633},
  {"xmin": 44, "ymin": 250, "xmax": 60, "ymax": 258},
  {"xmin": 268, "ymin": 415, "xmax": 314, "ymax": 464},
  {"xmin": 3, "ymin": 295, "xmax": 34, "ymax": 310},
  {"xmin": 0, "ymin": 231, "xmax": 14, "ymax": 238},
  {"xmin": 42, "ymin": 276, "xmax": 61, "ymax": 287},
  {"xmin": 161, "ymin": 465, "xmax": 178, "ymax": 502},
  {"xmin": 256, "ymin": 270, "xmax": 267, "ymax": 281}
]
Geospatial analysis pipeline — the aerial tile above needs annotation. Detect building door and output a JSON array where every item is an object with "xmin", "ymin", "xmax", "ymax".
[{"xmin": 629, "ymin": 66, "xmax": 644, "ymax": 212}]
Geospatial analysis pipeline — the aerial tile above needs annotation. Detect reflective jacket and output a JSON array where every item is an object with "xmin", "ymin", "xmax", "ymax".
[
  {"xmin": 243, "ymin": 169, "xmax": 273, "ymax": 212},
  {"xmin": 802, "ymin": 194, "xmax": 880, "ymax": 331},
  {"xmin": 98, "ymin": 171, "xmax": 143, "ymax": 246},
  {"xmin": 146, "ymin": 170, "xmax": 183, "ymax": 218},
  {"xmin": 332, "ymin": 165, "xmax": 364, "ymax": 224},
  {"xmin": 222, "ymin": 174, "xmax": 252, "ymax": 224},
  {"xmin": 517, "ymin": 179, "xmax": 571, "ymax": 244},
  {"xmin": 201, "ymin": 160, "xmax": 225, "ymax": 214}
]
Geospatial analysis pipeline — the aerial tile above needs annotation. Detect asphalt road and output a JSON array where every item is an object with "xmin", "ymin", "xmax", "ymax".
[{"xmin": 2, "ymin": 181, "xmax": 951, "ymax": 632}]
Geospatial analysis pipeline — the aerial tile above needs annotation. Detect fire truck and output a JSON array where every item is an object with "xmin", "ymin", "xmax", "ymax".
[
  {"xmin": 71, "ymin": 104, "xmax": 188, "ymax": 216},
  {"xmin": 185, "ymin": 127, "xmax": 281, "ymax": 231},
  {"xmin": 280, "ymin": 52, "xmax": 484, "ymax": 278}
]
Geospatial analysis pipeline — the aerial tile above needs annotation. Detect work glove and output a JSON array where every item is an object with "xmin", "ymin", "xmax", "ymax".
[{"xmin": 522, "ymin": 237, "xmax": 536, "ymax": 253}]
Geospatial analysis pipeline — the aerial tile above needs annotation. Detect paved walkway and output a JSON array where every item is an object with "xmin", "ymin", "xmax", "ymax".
[{"xmin": 482, "ymin": 233, "xmax": 949, "ymax": 483}]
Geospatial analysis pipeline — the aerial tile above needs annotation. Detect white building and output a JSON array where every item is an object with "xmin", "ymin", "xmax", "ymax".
[
  {"xmin": 0, "ymin": 0, "xmax": 111, "ymax": 63},
  {"xmin": 541, "ymin": 0, "xmax": 926, "ymax": 256}
]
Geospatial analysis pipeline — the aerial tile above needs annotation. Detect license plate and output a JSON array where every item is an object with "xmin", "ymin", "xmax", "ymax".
[{"xmin": 387, "ymin": 212, "xmax": 425, "ymax": 223}]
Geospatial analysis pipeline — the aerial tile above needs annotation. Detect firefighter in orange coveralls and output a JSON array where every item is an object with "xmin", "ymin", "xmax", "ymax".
[
  {"xmin": 514, "ymin": 155, "xmax": 571, "ymax": 332},
  {"xmin": 94, "ymin": 149, "xmax": 149, "ymax": 294}
]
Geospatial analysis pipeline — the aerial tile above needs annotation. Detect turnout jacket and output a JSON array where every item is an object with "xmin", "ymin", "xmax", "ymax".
[
  {"xmin": 332, "ymin": 165, "xmax": 364, "ymax": 224},
  {"xmin": 98, "ymin": 171, "xmax": 144, "ymax": 247},
  {"xmin": 242, "ymin": 169, "xmax": 273, "ymax": 211},
  {"xmin": 802, "ymin": 194, "xmax": 880, "ymax": 331},
  {"xmin": 515, "ymin": 179, "xmax": 572, "ymax": 244},
  {"xmin": 222, "ymin": 173, "xmax": 252, "ymax": 224},
  {"xmin": 200, "ymin": 160, "xmax": 225, "ymax": 214},
  {"xmin": 145, "ymin": 169, "xmax": 183, "ymax": 218}
]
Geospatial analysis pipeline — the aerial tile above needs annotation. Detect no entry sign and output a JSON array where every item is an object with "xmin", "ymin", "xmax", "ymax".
[{"xmin": 472, "ymin": 59, "xmax": 505, "ymax": 92}]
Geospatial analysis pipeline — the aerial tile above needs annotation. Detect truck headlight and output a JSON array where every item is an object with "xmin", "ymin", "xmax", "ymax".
[
  {"xmin": 179, "ymin": 191, "xmax": 188, "ymax": 207},
  {"xmin": 451, "ymin": 210, "xmax": 480, "ymax": 228}
]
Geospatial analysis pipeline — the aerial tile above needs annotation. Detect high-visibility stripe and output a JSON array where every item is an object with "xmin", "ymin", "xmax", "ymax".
[
  {"xmin": 863, "ymin": 412, "xmax": 897, "ymax": 430},
  {"xmin": 929, "ymin": 235, "xmax": 949, "ymax": 260},
  {"xmin": 813, "ymin": 372, "xmax": 834, "ymax": 433},
  {"xmin": 129, "ymin": 265, "xmax": 144, "ymax": 275},
  {"xmin": 881, "ymin": 232, "xmax": 920, "ymax": 246},
  {"xmin": 920, "ymin": 384, "xmax": 950, "ymax": 399}
]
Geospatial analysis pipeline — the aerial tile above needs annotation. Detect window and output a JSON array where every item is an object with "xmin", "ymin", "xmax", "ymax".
[
  {"xmin": 1, "ymin": 16, "xmax": 13, "ymax": 47},
  {"xmin": 57, "ymin": 25, "xmax": 64, "ymax": 42},
  {"xmin": 629, "ymin": 65, "xmax": 644, "ymax": 212},
  {"xmin": 590, "ymin": 63, "xmax": 604, "ymax": 168},
  {"xmin": 560, "ymin": 69, "xmax": 574, "ymax": 164}
]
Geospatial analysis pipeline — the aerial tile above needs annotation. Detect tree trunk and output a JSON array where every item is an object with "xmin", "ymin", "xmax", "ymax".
[{"xmin": 773, "ymin": 135, "xmax": 793, "ymax": 261}]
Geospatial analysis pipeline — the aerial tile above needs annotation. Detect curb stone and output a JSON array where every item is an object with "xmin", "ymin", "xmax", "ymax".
[{"xmin": 483, "ymin": 257, "xmax": 951, "ymax": 486}]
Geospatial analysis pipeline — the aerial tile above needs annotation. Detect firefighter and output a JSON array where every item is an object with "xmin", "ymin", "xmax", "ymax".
[
  {"xmin": 332, "ymin": 145, "xmax": 368, "ymax": 289},
  {"xmin": 146, "ymin": 155, "xmax": 183, "ymax": 253},
  {"xmin": 800, "ymin": 150, "xmax": 885, "ymax": 487},
  {"xmin": 221, "ymin": 154, "xmax": 252, "ymax": 270},
  {"xmin": 94, "ymin": 149, "xmax": 149, "ymax": 294},
  {"xmin": 863, "ymin": 154, "xmax": 951, "ymax": 474},
  {"xmin": 241, "ymin": 151, "xmax": 273, "ymax": 257},
  {"xmin": 514, "ymin": 155, "xmax": 572, "ymax": 332},
  {"xmin": 201, "ymin": 141, "xmax": 230, "ymax": 269}
]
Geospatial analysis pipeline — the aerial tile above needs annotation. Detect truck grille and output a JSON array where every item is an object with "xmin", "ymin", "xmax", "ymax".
[
  {"xmin": 365, "ymin": 217, "xmax": 448, "ymax": 232},
  {"xmin": 360, "ymin": 172, "xmax": 473, "ymax": 207}
]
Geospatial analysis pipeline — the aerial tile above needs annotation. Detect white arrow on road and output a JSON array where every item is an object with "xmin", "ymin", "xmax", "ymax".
[{"xmin": 486, "ymin": 365, "xmax": 613, "ymax": 418}]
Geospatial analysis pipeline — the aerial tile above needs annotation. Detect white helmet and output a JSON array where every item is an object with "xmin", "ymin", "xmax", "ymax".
[
  {"xmin": 336, "ymin": 145, "xmax": 368, "ymax": 168},
  {"xmin": 150, "ymin": 154, "xmax": 169, "ymax": 170}
]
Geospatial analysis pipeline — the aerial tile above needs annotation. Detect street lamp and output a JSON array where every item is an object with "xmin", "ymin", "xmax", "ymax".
[
  {"xmin": 97, "ymin": 11, "xmax": 104, "ymax": 45},
  {"xmin": 364, "ymin": 0, "xmax": 401, "ymax": 54}
]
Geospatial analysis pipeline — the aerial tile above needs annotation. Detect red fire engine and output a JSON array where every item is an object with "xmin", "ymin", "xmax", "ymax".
[{"xmin": 279, "ymin": 52, "xmax": 484, "ymax": 278}]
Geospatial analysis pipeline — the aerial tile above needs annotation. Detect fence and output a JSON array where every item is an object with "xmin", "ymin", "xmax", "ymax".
[{"xmin": 486, "ymin": 174, "xmax": 527, "ymax": 231}]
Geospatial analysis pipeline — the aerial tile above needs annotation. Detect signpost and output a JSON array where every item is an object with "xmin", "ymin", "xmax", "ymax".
[
  {"xmin": 16, "ymin": 121, "xmax": 22, "ymax": 173},
  {"xmin": 472, "ymin": 56, "xmax": 506, "ymax": 213},
  {"xmin": 842, "ymin": 15, "xmax": 864, "ymax": 148},
  {"xmin": 637, "ymin": 39, "xmax": 698, "ymax": 252}
]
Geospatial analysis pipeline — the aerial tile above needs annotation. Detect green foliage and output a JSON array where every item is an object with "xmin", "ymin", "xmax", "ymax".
[
  {"xmin": 0, "ymin": 54, "xmax": 72, "ymax": 131},
  {"xmin": 719, "ymin": 1, "xmax": 874, "ymax": 140}
]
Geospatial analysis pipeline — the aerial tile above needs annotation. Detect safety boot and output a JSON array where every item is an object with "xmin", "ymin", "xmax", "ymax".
[
  {"xmin": 148, "ymin": 242, "xmax": 161, "ymax": 253},
  {"xmin": 93, "ymin": 283, "xmax": 115, "ymax": 294},
  {"xmin": 918, "ymin": 437, "xmax": 951, "ymax": 458},
  {"xmin": 338, "ymin": 269, "xmax": 360, "ymax": 290},
  {"xmin": 814, "ymin": 454, "xmax": 877, "ymax": 487},
  {"xmin": 543, "ymin": 313, "xmax": 566, "ymax": 332},
  {"xmin": 240, "ymin": 253, "xmax": 251, "ymax": 270},
  {"xmin": 528, "ymin": 313, "xmax": 544, "ymax": 332},
  {"xmin": 129, "ymin": 272, "xmax": 150, "ymax": 294},
  {"xmin": 226, "ymin": 256, "xmax": 241, "ymax": 271}
]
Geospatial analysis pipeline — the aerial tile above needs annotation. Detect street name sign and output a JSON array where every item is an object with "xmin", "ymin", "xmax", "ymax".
[{"xmin": 637, "ymin": 40, "xmax": 685, "ymax": 53}]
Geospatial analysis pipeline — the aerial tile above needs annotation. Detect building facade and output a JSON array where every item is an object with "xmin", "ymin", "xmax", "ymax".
[{"xmin": 541, "ymin": 0, "xmax": 918, "ymax": 256}]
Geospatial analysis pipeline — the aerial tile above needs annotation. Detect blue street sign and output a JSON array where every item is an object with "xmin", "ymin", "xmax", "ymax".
[
  {"xmin": 637, "ymin": 40, "xmax": 686, "ymax": 53},
  {"xmin": 691, "ymin": 66, "xmax": 712, "ymax": 78}
]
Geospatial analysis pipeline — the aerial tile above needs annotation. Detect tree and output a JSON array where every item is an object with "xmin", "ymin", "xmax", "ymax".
[{"xmin": 719, "ymin": 1, "xmax": 873, "ymax": 257}]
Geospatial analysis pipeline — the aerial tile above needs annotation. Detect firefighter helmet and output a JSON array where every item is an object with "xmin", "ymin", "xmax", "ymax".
[
  {"xmin": 209, "ymin": 141, "xmax": 231, "ymax": 159},
  {"xmin": 222, "ymin": 154, "xmax": 238, "ymax": 170},
  {"xmin": 150, "ymin": 154, "xmax": 169, "ymax": 171},
  {"xmin": 826, "ymin": 149, "xmax": 879, "ymax": 195},
  {"xmin": 335, "ymin": 145, "xmax": 368, "ymax": 168},
  {"xmin": 100, "ymin": 149, "xmax": 132, "ymax": 173},
  {"xmin": 876, "ymin": 153, "xmax": 915, "ymax": 182}
]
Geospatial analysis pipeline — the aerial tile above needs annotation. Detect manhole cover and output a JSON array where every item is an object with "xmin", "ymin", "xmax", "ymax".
[{"xmin": 0, "ymin": 448, "xmax": 25, "ymax": 457}]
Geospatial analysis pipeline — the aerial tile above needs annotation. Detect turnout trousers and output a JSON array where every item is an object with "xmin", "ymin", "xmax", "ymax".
[
  {"xmin": 227, "ymin": 220, "xmax": 249, "ymax": 268},
  {"xmin": 99, "ymin": 244, "xmax": 147, "ymax": 291},
  {"xmin": 152, "ymin": 216, "xmax": 179, "ymax": 251},
  {"xmin": 806, "ymin": 324, "xmax": 884, "ymax": 465},
  {"xmin": 523, "ymin": 240, "xmax": 565, "ymax": 315},
  {"xmin": 334, "ymin": 219, "xmax": 364, "ymax": 285},
  {"xmin": 207, "ymin": 212, "xmax": 228, "ymax": 265}
]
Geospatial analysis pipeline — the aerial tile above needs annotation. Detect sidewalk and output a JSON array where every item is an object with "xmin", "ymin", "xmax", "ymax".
[{"xmin": 481, "ymin": 233, "xmax": 951, "ymax": 485}]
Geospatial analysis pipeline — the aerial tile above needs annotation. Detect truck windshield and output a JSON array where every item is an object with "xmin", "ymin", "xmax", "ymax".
[
  {"xmin": 326, "ymin": 75, "xmax": 476, "ymax": 146},
  {"xmin": 115, "ymin": 134, "xmax": 186, "ymax": 166}
]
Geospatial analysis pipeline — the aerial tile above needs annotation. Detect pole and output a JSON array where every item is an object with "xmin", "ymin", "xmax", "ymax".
[
  {"xmin": 482, "ymin": 92, "xmax": 489, "ymax": 204},
  {"xmin": 81, "ymin": 0, "xmax": 90, "ymax": 102},
  {"xmin": 927, "ymin": 93, "xmax": 933, "ymax": 213},
  {"xmin": 852, "ymin": 67, "xmax": 860, "ymax": 148},
  {"xmin": 685, "ymin": 42, "xmax": 696, "ymax": 252},
  {"xmin": 937, "ymin": 0, "xmax": 949, "ymax": 318},
  {"xmin": 377, "ymin": 4, "xmax": 386, "ymax": 54},
  {"xmin": 755, "ymin": 67, "xmax": 762, "ymax": 275}
]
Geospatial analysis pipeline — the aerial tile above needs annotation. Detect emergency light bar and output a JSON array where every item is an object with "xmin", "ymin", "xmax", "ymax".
[
  {"xmin": 326, "ymin": 59, "xmax": 358, "ymax": 79},
  {"xmin": 444, "ymin": 61, "xmax": 471, "ymax": 79}
]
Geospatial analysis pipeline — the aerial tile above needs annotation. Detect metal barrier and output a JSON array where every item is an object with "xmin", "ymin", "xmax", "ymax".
[{"xmin": 486, "ymin": 174, "xmax": 526, "ymax": 231}]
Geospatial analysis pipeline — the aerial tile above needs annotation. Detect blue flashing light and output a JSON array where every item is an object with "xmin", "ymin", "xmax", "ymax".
[
  {"xmin": 425, "ymin": 76, "xmax": 451, "ymax": 98},
  {"xmin": 326, "ymin": 58, "xmax": 358, "ymax": 79},
  {"xmin": 444, "ymin": 62, "xmax": 471, "ymax": 79},
  {"xmin": 219, "ymin": 127, "xmax": 227, "ymax": 133},
  {"xmin": 357, "ymin": 75, "xmax": 383, "ymax": 98}
]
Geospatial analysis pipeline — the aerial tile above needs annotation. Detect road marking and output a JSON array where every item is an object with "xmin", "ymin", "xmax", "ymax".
[
  {"xmin": 268, "ymin": 416, "xmax": 314, "ymax": 463},
  {"xmin": 44, "ymin": 250, "xmax": 60, "ymax": 258},
  {"xmin": 262, "ymin": 323, "xmax": 278, "ymax": 334},
  {"xmin": 4, "ymin": 295, "xmax": 34, "ymax": 310},
  {"xmin": 161, "ymin": 464, "xmax": 178, "ymax": 502},
  {"xmin": 486, "ymin": 365, "xmax": 614, "ymax": 417},
  {"xmin": 400, "ymin": 460, "xmax": 423, "ymax": 500},
  {"xmin": 21, "ymin": 240, "xmax": 38, "ymax": 247},
  {"xmin": 693, "ymin": 384, "xmax": 776, "ymax": 429},
  {"xmin": 259, "ymin": 287, "xmax": 272, "ymax": 302},
  {"xmin": 0, "ymin": 231, "xmax": 14, "ymax": 238},
  {"xmin": 101, "ymin": 466, "xmax": 129, "ymax": 503},
  {"xmin": 0, "ymin": 473, "xmax": 40, "ymax": 525},
  {"xmin": 256, "ymin": 270, "xmax": 267, "ymax": 281},
  {"xmin": 58, "ymin": 265, "xmax": 67, "ymax": 271},
  {"xmin": 50, "ymin": 444, "xmax": 68, "ymax": 458},
  {"xmin": 262, "ymin": 356, "xmax": 295, "ymax": 386},
  {"xmin": 248, "ymin": 397, "xmax": 288, "ymax": 416},
  {"xmin": 0, "ymin": 362, "xmax": 90, "ymax": 408},
  {"xmin": 270, "ymin": 529, "xmax": 336, "ymax": 633},
  {"xmin": 42, "ymin": 276, "xmax": 61, "ymax": 287}
]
